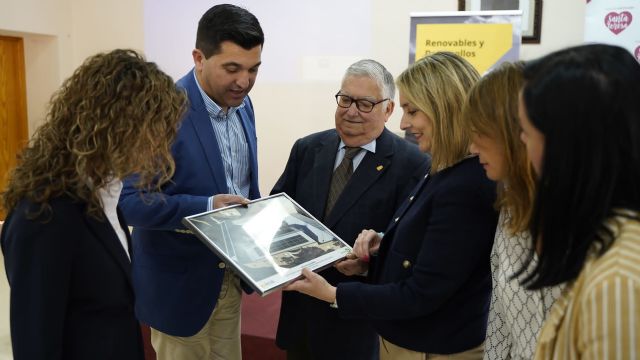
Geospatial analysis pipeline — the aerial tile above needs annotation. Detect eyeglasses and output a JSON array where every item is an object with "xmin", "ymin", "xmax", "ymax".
[{"xmin": 335, "ymin": 93, "xmax": 389, "ymax": 113}]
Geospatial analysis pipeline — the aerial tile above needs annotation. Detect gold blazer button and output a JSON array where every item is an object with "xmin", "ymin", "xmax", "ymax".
[
  {"xmin": 402, "ymin": 260, "xmax": 411, "ymax": 269},
  {"xmin": 218, "ymin": 262, "xmax": 226, "ymax": 269}
]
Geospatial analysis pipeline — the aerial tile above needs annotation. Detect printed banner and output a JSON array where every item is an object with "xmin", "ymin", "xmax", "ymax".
[
  {"xmin": 585, "ymin": 0, "xmax": 640, "ymax": 61},
  {"xmin": 409, "ymin": 11, "xmax": 522, "ymax": 74}
]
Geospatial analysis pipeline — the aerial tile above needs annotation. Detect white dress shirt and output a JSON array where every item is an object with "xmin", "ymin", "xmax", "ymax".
[{"xmin": 98, "ymin": 179, "xmax": 129, "ymax": 260}]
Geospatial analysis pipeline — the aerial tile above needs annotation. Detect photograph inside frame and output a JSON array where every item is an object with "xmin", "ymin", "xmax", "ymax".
[{"xmin": 183, "ymin": 193, "xmax": 352, "ymax": 295}]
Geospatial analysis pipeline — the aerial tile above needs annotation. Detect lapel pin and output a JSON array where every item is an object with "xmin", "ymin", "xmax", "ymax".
[{"xmin": 376, "ymin": 165, "xmax": 384, "ymax": 171}]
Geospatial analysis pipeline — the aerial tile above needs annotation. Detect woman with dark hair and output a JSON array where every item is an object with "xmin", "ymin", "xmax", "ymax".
[
  {"xmin": 518, "ymin": 44, "xmax": 640, "ymax": 358},
  {"xmin": 1, "ymin": 49, "xmax": 187, "ymax": 360}
]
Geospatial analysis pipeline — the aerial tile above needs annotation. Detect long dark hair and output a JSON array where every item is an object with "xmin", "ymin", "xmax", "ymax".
[{"xmin": 520, "ymin": 44, "xmax": 640, "ymax": 289}]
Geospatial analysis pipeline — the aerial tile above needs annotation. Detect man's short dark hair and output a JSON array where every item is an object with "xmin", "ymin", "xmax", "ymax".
[{"xmin": 196, "ymin": 4, "xmax": 264, "ymax": 58}]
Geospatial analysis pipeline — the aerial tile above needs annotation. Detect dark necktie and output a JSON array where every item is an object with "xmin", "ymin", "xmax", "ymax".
[{"xmin": 324, "ymin": 146, "xmax": 361, "ymax": 218}]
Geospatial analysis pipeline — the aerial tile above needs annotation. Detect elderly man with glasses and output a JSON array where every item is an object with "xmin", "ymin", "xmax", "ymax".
[{"xmin": 271, "ymin": 59, "xmax": 429, "ymax": 360}]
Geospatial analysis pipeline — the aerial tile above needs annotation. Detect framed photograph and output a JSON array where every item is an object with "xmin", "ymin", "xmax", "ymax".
[
  {"xmin": 458, "ymin": 0, "xmax": 543, "ymax": 43},
  {"xmin": 182, "ymin": 193, "xmax": 352, "ymax": 296}
]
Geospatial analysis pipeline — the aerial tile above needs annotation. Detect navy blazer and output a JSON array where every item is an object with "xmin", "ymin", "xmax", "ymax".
[
  {"xmin": 118, "ymin": 70, "xmax": 260, "ymax": 337},
  {"xmin": 336, "ymin": 156, "xmax": 498, "ymax": 354},
  {"xmin": 1, "ymin": 197, "xmax": 144, "ymax": 360},
  {"xmin": 272, "ymin": 128, "xmax": 429, "ymax": 359}
]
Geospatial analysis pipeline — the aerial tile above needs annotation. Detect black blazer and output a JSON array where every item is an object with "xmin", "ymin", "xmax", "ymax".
[
  {"xmin": 271, "ymin": 128, "xmax": 429, "ymax": 359},
  {"xmin": 336, "ymin": 156, "xmax": 498, "ymax": 354},
  {"xmin": 1, "ymin": 196, "xmax": 144, "ymax": 360}
]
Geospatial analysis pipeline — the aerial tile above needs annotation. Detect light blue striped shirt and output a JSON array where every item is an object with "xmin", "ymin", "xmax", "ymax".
[{"xmin": 193, "ymin": 71, "xmax": 251, "ymax": 209}]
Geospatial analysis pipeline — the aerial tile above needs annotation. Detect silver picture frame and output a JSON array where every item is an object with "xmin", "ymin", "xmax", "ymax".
[{"xmin": 182, "ymin": 193, "xmax": 352, "ymax": 296}]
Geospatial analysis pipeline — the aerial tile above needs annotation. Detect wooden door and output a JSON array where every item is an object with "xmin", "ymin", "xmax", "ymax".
[{"xmin": 0, "ymin": 36, "xmax": 29, "ymax": 219}]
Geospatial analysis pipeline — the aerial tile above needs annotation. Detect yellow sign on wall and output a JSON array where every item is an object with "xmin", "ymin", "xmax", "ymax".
[{"xmin": 415, "ymin": 23, "xmax": 513, "ymax": 74}]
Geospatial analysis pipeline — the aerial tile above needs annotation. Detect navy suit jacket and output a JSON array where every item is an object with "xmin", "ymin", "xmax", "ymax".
[
  {"xmin": 1, "ymin": 197, "xmax": 144, "ymax": 360},
  {"xmin": 271, "ymin": 128, "xmax": 429, "ymax": 359},
  {"xmin": 336, "ymin": 156, "xmax": 498, "ymax": 354},
  {"xmin": 118, "ymin": 70, "xmax": 260, "ymax": 337}
]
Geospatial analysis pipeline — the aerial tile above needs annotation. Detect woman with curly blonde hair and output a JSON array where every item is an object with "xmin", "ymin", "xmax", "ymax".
[{"xmin": 1, "ymin": 49, "xmax": 187, "ymax": 360}]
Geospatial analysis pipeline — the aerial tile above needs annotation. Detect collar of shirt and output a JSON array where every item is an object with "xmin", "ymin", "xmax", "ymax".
[
  {"xmin": 192, "ymin": 70, "xmax": 245, "ymax": 120},
  {"xmin": 97, "ymin": 178, "xmax": 123, "ymax": 211},
  {"xmin": 338, "ymin": 139, "xmax": 376, "ymax": 154},
  {"xmin": 97, "ymin": 179, "xmax": 130, "ymax": 260},
  {"xmin": 334, "ymin": 139, "xmax": 376, "ymax": 171}
]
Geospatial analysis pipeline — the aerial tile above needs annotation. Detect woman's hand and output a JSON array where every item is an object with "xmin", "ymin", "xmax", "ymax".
[
  {"xmin": 283, "ymin": 268, "xmax": 336, "ymax": 303},
  {"xmin": 352, "ymin": 229, "xmax": 382, "ymax": 262},
  {"xmin": 335, "ymin": 252, "xmax": 369, "ymax": 276}
]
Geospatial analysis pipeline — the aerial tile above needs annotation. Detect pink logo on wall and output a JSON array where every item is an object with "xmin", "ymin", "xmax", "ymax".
[
  {"xmin": 635, "ymin": 46, "xmax": 640, "ymax": 62},
  {"xmin": 605, "ymin": 11, "xmax": 633, "ymax": 35}
]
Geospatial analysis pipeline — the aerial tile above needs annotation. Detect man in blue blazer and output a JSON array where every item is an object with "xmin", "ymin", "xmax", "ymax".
[
  {"xmin": 119, "ymin": 4, "xmax": 263, "ymax": 359},
  {"xmin": 272, "ymin": 59, "xmax": 429, "ymax": 360}
]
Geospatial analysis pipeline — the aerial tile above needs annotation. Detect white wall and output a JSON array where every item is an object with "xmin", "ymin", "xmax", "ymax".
[
  {"xmin": 143, "ymin": 0, "xmax": 586, "ymax": 194},
  {"xmin": 0, "ymin": 1, "xmax": 587, "ymax": 358},
  {"xmin": 0, "ymin": 1, "xmax": 144, "ymax": 357},
  {"xmin": 1, "ymin": 0, "xmax": 70, "ymax": 136},
  {"xmin": 0, "ymin": 0, "xmax": 144, "ymax": 137},
  {"xmin": 0, "ymin": 0, "xmax": 588, "ymax": 195},
  {"xmin": 144, "ymin": 0, "xmax": 463, "ymax": 194},
  {"xmin": 520, "ymin": 1, "xmax": 586, "ymax": 60},
  {"xmin": 70, "ymin": 0, "xmax": 145, "ymax": 63}
]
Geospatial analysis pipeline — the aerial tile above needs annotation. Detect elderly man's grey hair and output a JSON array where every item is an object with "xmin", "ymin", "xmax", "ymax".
[{"xmin": 342, "ymin": 59, "xmax": 395, "ymax": 100}]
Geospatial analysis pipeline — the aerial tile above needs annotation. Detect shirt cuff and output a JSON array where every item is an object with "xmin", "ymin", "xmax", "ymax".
[{"xmin": 329, "ymin": 297, "xmax": 338, "ymax": 309}]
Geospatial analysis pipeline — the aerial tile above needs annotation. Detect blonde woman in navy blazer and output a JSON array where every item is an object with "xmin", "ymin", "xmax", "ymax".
[{"xmin": 286, "ymin": 52, "xmax": 498, "ymax": 359}]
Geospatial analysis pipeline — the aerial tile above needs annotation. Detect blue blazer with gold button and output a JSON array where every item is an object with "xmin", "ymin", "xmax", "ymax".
[
  {"xmin": 272, "ymin": 128, "xmax": 429, "ymax": 359},
  {"xmin": 336, "ymin": 156, "xmax": 498, "ymax": 355},
  {"xmin": 118, "ymin": 70, "xmax": 260, "ymax": 337}
]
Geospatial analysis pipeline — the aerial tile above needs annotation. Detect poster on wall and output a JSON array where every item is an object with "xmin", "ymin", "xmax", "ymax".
[
  {"xmin": 409, "ymin": 10, "xmax": 522, "ymax": 74},
  {"xmin": 404, "ymin": 11, "xmax": 522, "ymax": 143},
  {"xmin": 584, "ymin": 0, "xmax": 640, "ymax": 62}
]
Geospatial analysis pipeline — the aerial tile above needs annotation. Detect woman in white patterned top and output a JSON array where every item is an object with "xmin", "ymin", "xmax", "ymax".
[
  {"xmin": 519, "ymin": 44, "xmax": 640, "ymax": 358},
  {"xmin": 463, "ymin": 62, "xmax": 562, "ymax": 359}
]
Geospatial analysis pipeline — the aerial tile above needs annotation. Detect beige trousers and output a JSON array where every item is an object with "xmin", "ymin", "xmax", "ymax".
[
  {"xmin": 151, "ymin": 270, "xmax": 242, "ymax": 360},
  {"xmin": 380, "ymin": 337, "xmax": 484, "ymax": 360}
]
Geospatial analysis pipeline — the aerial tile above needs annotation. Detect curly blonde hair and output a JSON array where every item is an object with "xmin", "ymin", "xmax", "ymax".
[
  {"xmin": 397, "ymin": 52, "xmax": 480, "ymax": 173},
  {"xmin": 2, "ymin": 49, "xmax": 187, "ymax": 219},
  {"xmin": 462, "ymin": 62, "xmax": 534, "ymax": 234}
]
